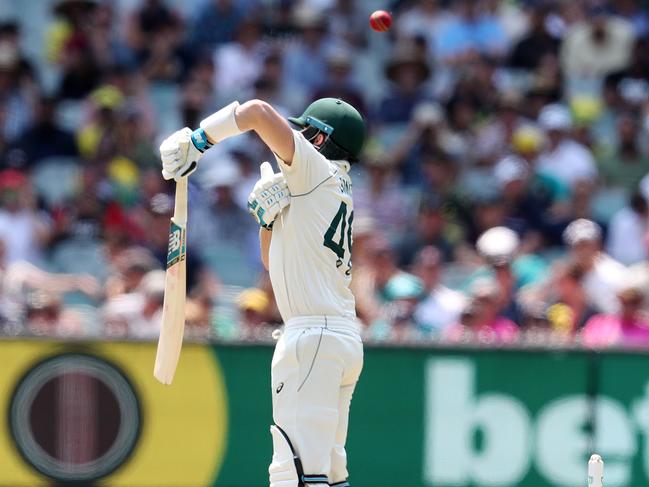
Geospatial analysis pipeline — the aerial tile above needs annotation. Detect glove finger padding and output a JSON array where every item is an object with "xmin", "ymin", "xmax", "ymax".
[
  {"xmin": 159, "ymin": 127, "xmax": 192, "ymax": 156},
  {"xmin": 162, "ymin": 168, "xmax": 175, "ymax": 181},
  {"xmin": 260, "ymin": 161, "xmax": 274, "ymax": 179},
  {"xmin": 248, "ymin": 163, "xmax": 291, "ymax": 228}
]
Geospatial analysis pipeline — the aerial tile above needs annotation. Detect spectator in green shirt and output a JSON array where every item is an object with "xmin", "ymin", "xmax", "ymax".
[{"xmin": 597, "ymin": 112, "xmax": 649, "ymax": 193}]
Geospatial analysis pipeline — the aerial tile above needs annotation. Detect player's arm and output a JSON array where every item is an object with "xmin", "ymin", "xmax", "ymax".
[
  {"xmin": 233, "ymin": 101, "xmax": 295, "ymax": 165},
  {"xmin": 260, "ymin": 227, "xmax": 272, "ymax": 271},
  {"xmin": 160, "ymin": 100, "xmax": 295, "ymax": 182}
]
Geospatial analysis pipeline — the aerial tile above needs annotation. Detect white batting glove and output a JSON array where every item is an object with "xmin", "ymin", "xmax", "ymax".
[
  {"xmin": 160, "ymin": 127, "xmax": 205, "ymax": 182},
  {"xmin": 248, "ymin": 162, "xmax": 290, "ymax": 229}
]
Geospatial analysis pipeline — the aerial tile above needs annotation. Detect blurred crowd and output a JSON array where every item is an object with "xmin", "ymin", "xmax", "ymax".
[{"xmin": 1, "ymin": 0, "xmax": 649, "ymax": 348}]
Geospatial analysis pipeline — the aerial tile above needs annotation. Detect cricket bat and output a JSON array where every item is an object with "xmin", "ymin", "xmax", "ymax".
[{"xmin": 154, "ymin": 176, "xmax": 188, "ymax": 385}]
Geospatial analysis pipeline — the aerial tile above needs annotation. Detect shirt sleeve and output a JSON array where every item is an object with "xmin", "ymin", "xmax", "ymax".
[{"xmin": 274, "ymin": 130, "xmax": 333, "ymax": 195}]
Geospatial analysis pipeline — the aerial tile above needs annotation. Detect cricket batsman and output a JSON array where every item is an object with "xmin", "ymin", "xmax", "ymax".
[{"xmin": 159, "ymin": 97, "xmax": 366, "ymax": 487}]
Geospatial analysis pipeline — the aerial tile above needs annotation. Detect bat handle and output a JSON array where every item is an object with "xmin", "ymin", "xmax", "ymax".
[{"xmin": 174, "ymin": 177, "xmax": 189, "ymax": 224}]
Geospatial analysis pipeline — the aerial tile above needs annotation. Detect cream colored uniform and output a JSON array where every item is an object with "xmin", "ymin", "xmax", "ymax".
[{"xmin": 268, "ymin": 130, "xmax": 363, "ymax": 486}]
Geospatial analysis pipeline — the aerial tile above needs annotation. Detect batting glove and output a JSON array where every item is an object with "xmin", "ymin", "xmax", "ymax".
[
  {"xmin": 160, "ymin": 127, "xmax": 212, "ymax": 182},
  {"xmin": 248, "ymin": 162, "xmax": 291, "ymax": 229}
]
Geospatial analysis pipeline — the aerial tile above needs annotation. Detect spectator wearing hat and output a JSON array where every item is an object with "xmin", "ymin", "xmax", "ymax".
[
  {"xmin": 472, "ymin": 225, "xmax": 534, "ymax": 324},
  {"xmin": 511, "ymin": 126, "xmax": 569, "ymax": 200},
  {"xmin": 367, "ymin": 265, "xmax": 425, "ymax": 342},
  {"xmin": 474, "ymin": 91, "xmax": 529, "ymax": 164},
  {"xmin": 104, "ymin": 247, "xmax": 159, "ymax": 298},
  {"xmin": 563, "ymin": 218, "xmax": 627, "ymax": 314},
  {"xmin": 191, "ymin": 152, "xmax": 248, "ymax": 242},
  {"xmin": 494, "ymin": 154, "xmax": 570, "ymax": 244},
  {"xmin": 511, "ymin": 125, "xmax": 547, "ymax": 163},
  {"xmin": 536, "ymin": 103, "xmax": 598, "ymax": 190},
  {"xmin": 582, "ymin": 281, "xmax": 649, "ymax": 348},
  {"xmin": 444, "ymin": 277, "xmax": 519, "ymax": 344},
  {"xmin": 459, "ymin": 191, "xmax": 507, "ymax": 246},
  {"xmin": 189, "ymin": 151, "xmax": 260, "ymax": 280},
  {"xmin": 412, "ymin": 246, "xmax": 466, "ymax": 335},
  {"xmin": 543, "ymin": 262, "xmax": 597, "ymax": 337},
  {"xmin": 76, "ymin": 84, "xmax": 124, "ymax": 161},
  {"xmin": 377, "ymin": 42, "xmax": 432, "ymax": 124},
  {"xmin": 353, "ymin": 236, "xmax": 421, "ymax": 330},
  {"xmin": 381, "ymin": 272, "xmax": 425, "ymax": 338},
  {"xmin": 237, "ymin": 287, "xmax": 274, "ymax": 336},
  {"xmin": 494, "ymin": 155, "xmax": 542, "ymax": 235}
]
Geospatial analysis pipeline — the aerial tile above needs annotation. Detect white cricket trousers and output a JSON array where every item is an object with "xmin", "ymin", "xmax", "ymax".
[{"xmin": 271, "ymin": 316, "xmax": 363, "ymax": 485}]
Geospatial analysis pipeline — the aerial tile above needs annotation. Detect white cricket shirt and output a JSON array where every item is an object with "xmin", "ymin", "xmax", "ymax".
[{"xmin": 269, "ymin": 130, "xmax": 356, "ymax": 322}]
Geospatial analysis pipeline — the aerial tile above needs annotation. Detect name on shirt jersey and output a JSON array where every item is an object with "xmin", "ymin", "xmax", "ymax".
[{"xmin": 338, "ymin": 176, "xmax": 352, "ymax": 196}]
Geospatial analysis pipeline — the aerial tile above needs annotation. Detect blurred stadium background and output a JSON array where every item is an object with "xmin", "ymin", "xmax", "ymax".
[{"xmin": 2, "ymin": 0, "xmax": 649, "ymax": 485}]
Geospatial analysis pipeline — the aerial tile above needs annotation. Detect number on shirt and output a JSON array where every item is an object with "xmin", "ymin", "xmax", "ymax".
[{"xmin": 323, "ymin": 201, "xmax": 353, "ymax": 274}]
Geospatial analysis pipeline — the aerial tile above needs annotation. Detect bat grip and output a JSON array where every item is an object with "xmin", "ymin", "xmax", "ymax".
[{"xmin": 174, "ymin": 177, "xmax": 189, "ymax": 225}]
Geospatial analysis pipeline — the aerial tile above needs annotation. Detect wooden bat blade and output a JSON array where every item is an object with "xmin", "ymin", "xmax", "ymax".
[
  {"xmin": 154, "ymin": 254, "xmax": 186, "ymax": 384},
  {"xmin": 154, "ymin": 177, "xmax": 188, "ymax": 385}
]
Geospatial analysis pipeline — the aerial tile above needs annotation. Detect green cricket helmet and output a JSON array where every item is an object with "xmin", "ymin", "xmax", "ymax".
[{"xmin": 288, "ymin": 98, "xmax": 366, "ymax": 162}]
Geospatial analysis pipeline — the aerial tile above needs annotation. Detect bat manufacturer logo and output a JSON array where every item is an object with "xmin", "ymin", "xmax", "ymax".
[
  {"xmin": 276, "ymin": 382, "xmax": 284, "ymax": 394},
  {"xmin": 166, "ymin": 222, "xmax": 186, "ymax": 268},
  {"xmin": 169, "ymin": 229, "xmax": 182, "ymax": 252}
]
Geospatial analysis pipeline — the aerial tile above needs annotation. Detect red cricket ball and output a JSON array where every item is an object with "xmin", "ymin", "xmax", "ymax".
[{"xmin": 369, "ymin": 10, "xmax": 392, "ymax": 33}]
